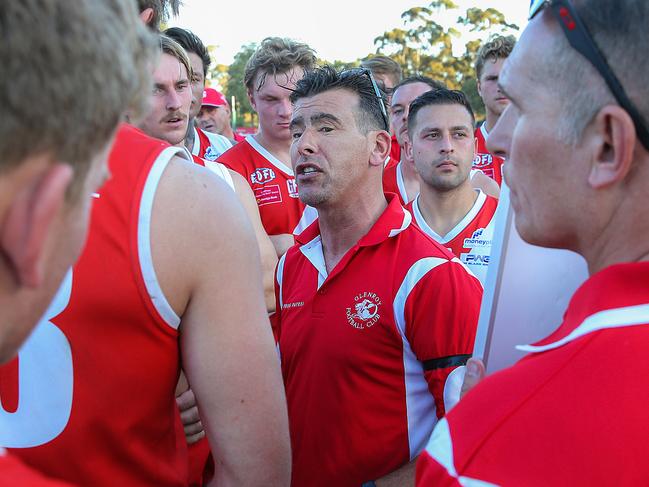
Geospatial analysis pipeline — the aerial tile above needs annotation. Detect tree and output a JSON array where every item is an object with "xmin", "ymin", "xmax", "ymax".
[
  {"xmin": 372, "ymin": 0, "xmax": 518, "ymax": 119},
  {"xmin": 224, "ymin": 43, "xmax": 258, "ymax": 127}
]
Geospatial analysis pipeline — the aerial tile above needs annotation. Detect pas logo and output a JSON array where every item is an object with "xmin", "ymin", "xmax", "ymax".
[
  {"xmin": 287, "ymin": 179, "xmax": 299, "ymax": 198},
  {"xmin": 250, "ymin": 167, "xmax": 276, "ymax": 185},
  {"xmin": 204, "ymin": 146, "xmax": 219, "ymax": 161},
  {"xmin": 463, "ymin": 228, "xmax": 491, "ymax": 248},
  {"xmin": 346, "ymin": 292, "xmax": 382, "ymax": 329}
]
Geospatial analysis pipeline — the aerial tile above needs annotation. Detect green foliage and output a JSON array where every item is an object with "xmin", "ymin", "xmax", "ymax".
[
  {"xmin": 373, "ymin": 0, "xmax": 518, "ymax": 119},
  {"xmin": 224, "ymin": 42, "xmax": 257, "ymax": 127}
]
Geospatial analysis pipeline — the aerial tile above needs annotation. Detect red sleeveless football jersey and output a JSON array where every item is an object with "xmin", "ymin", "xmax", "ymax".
[
  {"xmin": 0, "ymin": 124, "xmax": 189, "ymax": 486},
  {"xmin": 473, "ymin": 124, "xmax": 504, "ymax": 186}
]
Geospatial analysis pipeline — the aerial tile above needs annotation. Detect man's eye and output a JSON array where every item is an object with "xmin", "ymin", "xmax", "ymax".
[
  {"xmin": 319, "ymin": 126, "xmax": 333, "ymax": 133},
  {"xmin": 291, "ymin": 132, "xmax": 302, "ymax": 139}
]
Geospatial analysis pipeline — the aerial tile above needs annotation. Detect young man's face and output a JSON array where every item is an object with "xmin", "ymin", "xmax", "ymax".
[
  {"xmin": 197, "ymin": 104, "xmax": 230, "ymax": 135},
  {"xmin": 409, "ymin": 103, "xmax": 475, "ymax": 192},
  {"xmin": 249, "ymin": 67, "xmax": 304, "ymax": 143},
  {"xmin": 478, "ymin": 57, "xmax": 510, "ymax": 119},
  {"xmin": 138, "ymin": 53, "xmax": 192, "ymax": 146},
  {"xmin": 390, "ymin": 82, "xmax": 433, "ymax": 148},
  {"xmin": 187, "ymin": 51, "xmax": 205, "ymax": 120}
]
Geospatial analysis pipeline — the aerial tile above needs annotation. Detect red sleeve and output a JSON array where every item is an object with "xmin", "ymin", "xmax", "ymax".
[{"xmin": 403, "ymin": 258, "xmax": 482, "ymax": 418}]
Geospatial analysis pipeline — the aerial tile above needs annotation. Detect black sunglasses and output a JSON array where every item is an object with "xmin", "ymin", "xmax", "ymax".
[
  {"xmin": 529, "ymin": 0, "xmax": 649, "ymax": 150},
  {"xmin": 342, "ymin": 68, "xmax": 390, "ymax": 132}
]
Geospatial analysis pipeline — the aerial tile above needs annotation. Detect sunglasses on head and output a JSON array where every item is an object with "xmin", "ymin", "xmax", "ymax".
[
  {"xmin": 342, "ymin": 68, "xmax": 390, "ymax": 132},
  {"xmin": 529, "ymin": 0, "xmax": 649, "ymax": 150}
]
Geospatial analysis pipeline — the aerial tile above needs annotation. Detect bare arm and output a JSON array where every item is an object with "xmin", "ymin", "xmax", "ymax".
[
  {"xmin": 153, "ymin": 157, "xmax": 291, "ymax": 487},
  {"xmin": 269, "ymin": 234, "xmax": 295, "ymax": 258},
  {"xmin": 230, "ymin": 170, "xmax": 278, "ymax": 312}
]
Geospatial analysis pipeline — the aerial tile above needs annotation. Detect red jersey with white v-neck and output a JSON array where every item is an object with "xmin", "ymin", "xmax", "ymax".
[
  {"xmin": 417, "ymin": 261, "xmax": 649, "ymax": 486},
  {"xmin": 406, "ymin": 191, "xmax": 497, "ymax": 285},
  {"xmin": 473, "ymin": 124, "xmax": 504, "ymax": 186},
  {"xmin": 275, "ymin": 194, "xmax": 483, "ymax": 487},
  {"xmin": 0, "ymin": 124, "xmax": 188, "ymax": 486},
  {"xmin": 217, "ymin": 135, "xmax": 305, "ymax": 236},
  {"xmin": 192, "ymin": 126, "xmax": 231, "ymax": 162},
  {"xmin": 383, "ymin": 160, "xmax": 409, "ymax": 205}
]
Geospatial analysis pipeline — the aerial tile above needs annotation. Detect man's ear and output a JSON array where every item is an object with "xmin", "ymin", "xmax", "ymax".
[
  {"xmin": 476, "ymin": 79, "xmax": 483, "ymax": 98},
  {"xmin": 369, "ymin": 130, "xmax": 392, "ymax": 167},
  {"xmin": 139, "ymin": 7, "xmax": 154, "ymax": 26},
  {"xmin": 404, "ymin": 137, "xmax": 413, "ymax": 163},
  {"xmin": 0, "ymin": 163, "xmax": 74, "ymax": 288},
  {"xmin": 588, "ymin": 105, "xmax": 636, "ymax": 189}
]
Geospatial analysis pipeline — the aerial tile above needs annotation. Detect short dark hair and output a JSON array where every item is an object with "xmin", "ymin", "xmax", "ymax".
[
  {"xmin": 164, "ymin": 27, "xmax": 210, "ymax": 77},
  {"xmin": 407, "ymin": 89, "xmax": 475, "ymax": 133},
  {"xmin": 393, "ymin": 75, "xmax": 445, "ymax": 96},
  {"xmin": 290, "ymin": 65, "xmax": 389, "ymax": 133}
]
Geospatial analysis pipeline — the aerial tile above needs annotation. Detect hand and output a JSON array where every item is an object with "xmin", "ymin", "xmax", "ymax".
[
  {"xmin": 176, "ymin": 387, "xmax": 206, "ymax": 444},
  {"xmin": 460, "ymin": 358, "xmax": 485, "ymax": 399}
]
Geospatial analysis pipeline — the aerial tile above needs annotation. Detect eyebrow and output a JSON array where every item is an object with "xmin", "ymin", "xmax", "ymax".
[
  {"xmin": 310, "ymin": 112, "xmax": 342, "ymax": 126},
  {"xmin": 289, "ymin": 116, "xmax": 304, "ymax": 131},
  {"xmin": 421, "ymin": 125, "xmax": 472, "ymax": 133}
]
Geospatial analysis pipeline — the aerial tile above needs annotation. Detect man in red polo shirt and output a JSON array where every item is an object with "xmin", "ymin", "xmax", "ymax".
[
  {"xmin": 417, "ymin": 0, "xmax": 649, "ymax": 484},
  {"xmin": 279, "ymin": 66, "xmax": 482, "ymax": 487}
]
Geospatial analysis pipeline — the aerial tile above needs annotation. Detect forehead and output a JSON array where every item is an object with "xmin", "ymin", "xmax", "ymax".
[
  {"xmin": 480, "ymin": 57, "xmax": 506, "ymax": 79},
  {"xmin": 255, "ymin": 67, "xmax": 305, "ymax": 96},
  {"xmin": 154, "ymin": 53, "xmax": 188, "ymax": 83},
  {"xmin": 499, "ymin": 19, "xmax": 552, "ymax": 102},
  {"xmin": 414, "ymin": 103, "xmax": 473, "ymax": 129},
  {"xmin": 374, "ymin": 73, "xmax": 396, "ymax": 90},
  {"xmin": 392, "ymin": 82, "xmax": 432, "ymax": 106},
  {"xmin": 292, "ymin": 88, "xmax": 359, "ymax": 122}
]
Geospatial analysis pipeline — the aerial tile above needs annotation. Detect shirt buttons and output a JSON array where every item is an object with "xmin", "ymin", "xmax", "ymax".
[{"xmin": 318, "ymin": 288, "xmax": 326, "ymax": 295}]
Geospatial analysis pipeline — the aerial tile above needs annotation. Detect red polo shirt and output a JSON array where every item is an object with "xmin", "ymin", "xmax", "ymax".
[
  {"xmin": 417, "ymin": 261, "xmax": 649, "ymax": 486},
  {"xmin": 276, "ymin": 194, "xmax": 482, "ymax": 487}
]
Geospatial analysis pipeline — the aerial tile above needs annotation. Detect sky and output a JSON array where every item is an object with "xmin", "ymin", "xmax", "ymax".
[{"xmin": 168, "ymin": 1, "xmax": 530, "ymax": 66}]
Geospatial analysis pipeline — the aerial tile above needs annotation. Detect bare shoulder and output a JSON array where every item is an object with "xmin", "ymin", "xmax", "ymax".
[{"xmin": 151, "ymin": 154, "xmax": 258, "ymax": 316}]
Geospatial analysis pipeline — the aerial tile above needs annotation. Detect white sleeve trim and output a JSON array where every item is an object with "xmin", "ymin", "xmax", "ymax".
[{"xmin": 138, "ymin": 146, "xmax": 184, "ymax": 330}]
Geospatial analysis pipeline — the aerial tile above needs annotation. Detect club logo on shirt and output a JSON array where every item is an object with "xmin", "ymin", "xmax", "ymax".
[
  {"xmin": 250, "ymin": 167, "xmax": 276, "ymax": 185},
  {"xmin": 204, "ymin": 146, "xmax": 219, "ymax": 161},
  {"xmin": 346, "ymin": 292, "xmax": 382, "ymax": 329},
  {"xmin": 286, "ymin": 179, "xmax": 299, "ymax": 198}
]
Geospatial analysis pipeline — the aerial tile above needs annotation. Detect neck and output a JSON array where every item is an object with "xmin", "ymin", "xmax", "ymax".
[
  {"xmin": 483, "ymin": 111, "xmax": 500, "ymax": 133},
  {"xmin": 221, "ymin": 125, "xmax": 236, "ymax": 141},
  {"xmin": 254, "ymin": 129, "xmax": 290, "ymax": 164},
  {"xmin": 317, "ymin": 188, "xmax": 388, "ymax": 274},
  {"xmin": 398, "ymin": 158, "xmax": 421, "ymax": 202},
  {"xmin": 184, "ymin": 120, "xmax": 196, "ymax": 152},
  {"xmin": 417, "ymin": 180, "xmax": 478, "ymax": 237}
]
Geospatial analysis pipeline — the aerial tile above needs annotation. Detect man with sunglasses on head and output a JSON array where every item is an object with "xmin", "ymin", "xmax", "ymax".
[
  {"xmin": 278, "ymin": 66, "xmax": 482, "ymax": 487},
  {"xmin": 417, "ymin": 0, "xmax": 649, "ymax": 485}
]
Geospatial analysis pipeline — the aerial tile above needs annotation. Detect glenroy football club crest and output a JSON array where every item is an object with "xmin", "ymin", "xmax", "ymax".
[{"xmin": 346, "ymin": 292, "xmax": 382, "ymax": 329}]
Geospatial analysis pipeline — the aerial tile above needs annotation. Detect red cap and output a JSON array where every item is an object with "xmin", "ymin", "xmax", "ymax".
[{"xmin": 202, "ymin": 88, "xmax": 228, "ymax": 107}]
